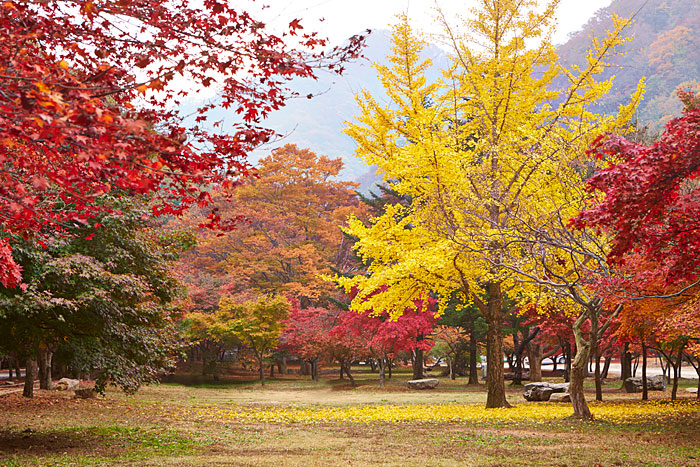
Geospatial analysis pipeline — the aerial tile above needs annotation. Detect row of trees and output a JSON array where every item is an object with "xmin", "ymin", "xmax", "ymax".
[
  {"xmin": 0, "ymin": 0, "xmax": 365, "ymax": 396},
  {"xmin": 172, "ymin": 140, "xmax": 698, "ymax": 404}
]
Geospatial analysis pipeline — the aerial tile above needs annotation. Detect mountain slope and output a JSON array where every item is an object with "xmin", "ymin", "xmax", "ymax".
[{"xmin": 557, "ymin": 0, "xmax": 700, "ymax": 130}]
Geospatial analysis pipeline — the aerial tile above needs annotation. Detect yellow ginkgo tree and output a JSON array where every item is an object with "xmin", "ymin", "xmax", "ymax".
[{"xmin": 335, "ymin": 1, "xmax": 643, "ymax": 416}]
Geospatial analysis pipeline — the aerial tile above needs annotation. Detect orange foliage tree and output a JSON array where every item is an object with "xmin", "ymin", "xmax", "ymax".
[{"xmin": 177, "ymin": 144, "xmax": 366, "ymax": 310}]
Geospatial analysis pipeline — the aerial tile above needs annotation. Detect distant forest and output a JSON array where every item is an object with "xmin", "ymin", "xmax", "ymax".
[{"xmin": 558, "ymin": 0, "xmax": 700, "ymax": 132}]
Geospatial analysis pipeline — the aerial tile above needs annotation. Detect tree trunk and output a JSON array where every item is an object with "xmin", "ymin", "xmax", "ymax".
[
  {"xmin": 343, "ymin": 361, "xmax": 356, "ymax": 387},
  {"xmin": 485, "ymin": 282, "xmax": 510, "ymax": 408},
  {"xmin": 601, "ymin": 354, "xmax": 612, "ymax": 379},
  {"xmin": 378, "ymin": 357, "xmax": 386, "ymax": 388},
  {"xmin": 387, "ymin": 358, "xmax": 392, "ymax": 379},
  {"xmin": 621, "ymin": 342, "xmax": 632, "ymax": 382},
  {"xmin": 277, "ymin": 356, "xmax": 287, "ymax": 375},
  {"xmin": 468, "ymin": 328, "xmax": 479, "ymax": 384},
  {"xmin": 671, "ymin": 345, "xmax": 684, "ymax": 401},
  {"xmin": 594, "ymin": 350, "xmax": 602, "ymax": 402},
  {"xmin": 589, "ymin": 309, "xmax": 602, "ymax": 402},
  {"xmin": 412, "ymin": 347, "xmax": 424, "ymax": 380},
  {"xmin": 38, "ymin": 349, "xmax": 53, "ymax": 390},
  {"xmin": 563, "ymin": 341, "xmax": 572, "ymax": 383},
  {"xmin": 570, "ymin": 310, "xmax": 593, "ymax": 420},
  {"xmin": 308, "ymin": 359, "xmax": 319, "ymax": 382},
  {"xmin": 23, "ymin": 359, "xmax": 36, "ymax": 398},
  {"xmin": 527, "ymin": 342, "xmax": 543, "ymax": 383},
  {"xmin": 640, "ymin": 340, "xmax": 648, "ymax": 401},
  {"xmin": 257, "ymin": 353, "xmax": 265, "ymax": 386}
]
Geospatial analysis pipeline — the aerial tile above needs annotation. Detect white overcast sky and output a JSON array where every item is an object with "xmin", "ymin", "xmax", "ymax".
[{"xmin": 247, "ymin": 0, "xmax": 613, "ymax": 46}]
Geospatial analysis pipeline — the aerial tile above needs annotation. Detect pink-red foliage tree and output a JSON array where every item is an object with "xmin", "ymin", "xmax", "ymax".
[
  {"xmin": 331, "ymin": 296, "xmax": 438, "ymax": 387},
  {"xmin": 0, "ymin": 0, "xmax": 365, "ymax": 284}
]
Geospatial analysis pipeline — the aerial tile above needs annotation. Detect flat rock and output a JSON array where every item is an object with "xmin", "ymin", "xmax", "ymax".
[
  {"xmin": 686, "ymin": 388, "xmax": 698, "ymax": 394},
  {"xmin": 55, "ymin": 378, "xmax": 79, "ymax": 391},
  {"xmin": 624, "ymin": 375, "xmax": 665, "ymax": 393},
  {"xmin": 548, "ymin": 392, "xmax": 571, "ymax": 403},
  {"xmin": 549, "ymin": 383, "xmax": 570, "ymax": 392},
  {"xmin": 523, "ymin": 382, "xmax": 568, "ymax": 401},
  {"xmin": 407, "ymin": 378, "xmax": 439, "ymax": 390},
  {"xmin": 524, "ymin": 386, "xmax": 553, "ymax": 401},
  {"xmin": 524, "ymin": 382, "xmax": 550, "ymax": 391}
]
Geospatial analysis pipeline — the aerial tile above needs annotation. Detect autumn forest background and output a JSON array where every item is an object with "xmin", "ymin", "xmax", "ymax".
[{"xmin": 1, "ymin": 0, "xmax": 700, "ymax": 465}]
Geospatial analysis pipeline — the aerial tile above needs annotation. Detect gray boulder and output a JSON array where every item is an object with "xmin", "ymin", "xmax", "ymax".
[
  {"xmin": 685, "ymin": 387, "xmax": 698, "ymax": 394},
  {"xmin": 624, "ymin": 375, "xmax": 666, "ymax": 393},
  {"xmin": 407, "ymin": 378, "xmax": 439, "ymax": 389},
  {"xmin": 55, "ymin": 378, "xmax": 80, "ymax": 391},
  {"xmin": 548, "ymin": 392, "xmax": 571, "ymax": 403},
  {"xmin": 523, "ymin": 382, "xmax": 569, "ymax": 401}
]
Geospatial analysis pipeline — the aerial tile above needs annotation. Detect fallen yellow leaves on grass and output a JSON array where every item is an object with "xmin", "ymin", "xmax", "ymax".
[{"xmin": 155, "ymin": 400, "xmax": 700, "ymax": 425}]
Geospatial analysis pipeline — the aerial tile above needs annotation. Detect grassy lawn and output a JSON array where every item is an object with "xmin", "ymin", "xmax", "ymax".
[{"xmin": 1, "ymin": 369, "xmax": 699, "ymax": 466}]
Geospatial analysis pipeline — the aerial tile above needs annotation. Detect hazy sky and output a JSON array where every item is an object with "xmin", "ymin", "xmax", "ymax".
[{"xmin": 248, "ymin": 0, "xmax": 613, "ymax": 46}]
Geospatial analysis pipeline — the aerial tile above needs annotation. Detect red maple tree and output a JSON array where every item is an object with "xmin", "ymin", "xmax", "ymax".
[
  {"xmin": 0, "ymin": 0, "xmax": 366, "ymax": 285},
  {"xmin": 574, "ymin": 90, "xmax": 700, "ymax": 289}
]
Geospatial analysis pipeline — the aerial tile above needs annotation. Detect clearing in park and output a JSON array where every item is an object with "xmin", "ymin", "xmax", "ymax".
[{"xmin": 1, "ymin": 369, "xmax": 699, "ymax": 466}]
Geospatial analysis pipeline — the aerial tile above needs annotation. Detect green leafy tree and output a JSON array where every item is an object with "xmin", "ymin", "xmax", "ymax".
[
  {"xmin": 0, "ymin": 196, "xmax": 192, "ymax": 397},
  {"xmin": 215, "ymin": 295, "xmax": 290, "ymax": 386}
]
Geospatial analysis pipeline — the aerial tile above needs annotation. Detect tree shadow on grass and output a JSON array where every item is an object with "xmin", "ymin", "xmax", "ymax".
[{"xmin": 0, "ymin": 425, "xmax": 205, "ymax": 461}]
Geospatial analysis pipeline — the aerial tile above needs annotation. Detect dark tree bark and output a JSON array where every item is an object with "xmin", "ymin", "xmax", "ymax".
[
  {"xmin": 377, "ymin": 356, "xmax": 386, "ymax": 388},
  {"xmin": 641, "ymin": 340, "xmax": 648, "ymax": 401},
  {"xmin": 485, "ymin": 282, "xmax": 510, "ymax": 408},
  {"xmin": 23, "ymin": 359, "xmax": 36, "ymax": 398},
  {"xmin": 671, "ymin": 345, "xmax": 684, "ymax": 401},
  {"xmin": 527, "ymin": 342, "xmax": 542, "ymax": 383},
  {"xmin": 589, "ymin": 311, "xmax": 602, "ymax": 402},
  {"xmin": 601, "ymin": 353, "xmax": 612, "ymax": 379},
  {"xmin": 562, "ymin": 340, "xmax": 572, "ymax": 383},
  {"xmin": 621, "ymin": 342, "xmax": 632, "ymax": 382},
  {"xmin": 342, "ymin": 360, "xmax": 356, "ymax": 387},
  {"xmin": 310, "ymin": 358, "xmax": 320, "ymax": 382},
  {"xmin": 512, "ymin": 327, "xmax": 540, "ymax": 385},
  {"xmin": 594, "ymin": 352, "xmax": 603, "ymax": 402},
  {"xmin": 468, "ymin": 326, "xmax": 479, "ymax": 384},
  {"xmin": 277, "ymin": 356, "xmax": 287, "ymax": 375},
  {"xmin": 255, "ymin": 351, "xmax": 265, "ymax": 386},
  {"xmin": 38, "ymin": 348, "xmax": 53, "ymax": 390},
  {"xmin": 412, "ymin": 347, "xmax": 424, "ymax": 380}
]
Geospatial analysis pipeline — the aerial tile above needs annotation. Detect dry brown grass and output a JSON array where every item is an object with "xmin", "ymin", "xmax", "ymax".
[{"xmin": 1, "ymin": 372, "xmax": 699, "ymax": 466}]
